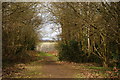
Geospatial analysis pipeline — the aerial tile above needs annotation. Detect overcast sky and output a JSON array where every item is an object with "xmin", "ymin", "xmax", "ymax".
[
  {"xmin": 38, "ymin": 4, "xmax": 62, "ymax": 41},
  {"xmin": 39, "ymin": 22, "xmax": 61, "ymax": 40}
]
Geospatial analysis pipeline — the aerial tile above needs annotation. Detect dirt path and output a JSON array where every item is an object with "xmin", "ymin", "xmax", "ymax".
[
  {"xmin": 13, "ymin": 56, "xmax": 83, "ymax": 78},
  {"xmin": 40, "ymin": 56, "xmax": 80, "ymax": 78},
  {"xmin": 3, "ymin": 53, "xmax": 117, "ymax": 78}
]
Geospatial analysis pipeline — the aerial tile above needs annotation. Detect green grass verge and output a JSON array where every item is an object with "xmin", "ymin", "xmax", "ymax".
[
  {"xmin": 38, "ymin": 52, "xmax": 53, "ymax": 57},
  {"xmin": 88, "ymin": 66, "xmax": 112, "ymax": 71},
  {"xmin": 38, "ymin": 52, "xmax": 58, "ymax": 61}
]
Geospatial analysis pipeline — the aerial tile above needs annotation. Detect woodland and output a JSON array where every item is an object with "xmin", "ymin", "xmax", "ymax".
[{"xmin": 2, "ymin": 2, "xmax": 120, "ymax": 78}]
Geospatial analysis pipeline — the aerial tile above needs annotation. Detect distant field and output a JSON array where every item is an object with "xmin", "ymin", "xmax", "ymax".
[
  {"xmin": 38, "ymin": 42, "xmax": 58, "ymax": 45},
  {"xmin": 36, "ymin": 42, "xmax": 58, "ymax": 53}
]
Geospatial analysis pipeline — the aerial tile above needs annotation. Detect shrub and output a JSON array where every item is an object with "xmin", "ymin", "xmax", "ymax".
[{"xmin": 58, "ymin": 40, "xmax": 85, "ymax": 63}]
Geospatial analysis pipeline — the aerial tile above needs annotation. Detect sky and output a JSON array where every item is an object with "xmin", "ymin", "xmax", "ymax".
[
  {"xmin": 37, "ymin": 4, "xmax": 62, "ymax": 41},
  {"xmin": 39, "ymin": 22, "xmax": 61, "ymax": 41}
]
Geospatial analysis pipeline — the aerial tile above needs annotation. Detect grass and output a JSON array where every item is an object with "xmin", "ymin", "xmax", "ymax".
[
  {"xmin": 38, "ymin": 52, "xmax": 53, "ymax": 57},
  {"xmin": 3, "ymin": 51, "xmax": 118, "ymax": 78},
  {"xmin": 73, "ymin": 64, "xmax": 114, "ymax": 78},
  {"xmin": 38, "ymin": 52, "xmax": 58, "ymax": 61},
  {"xmin": 78, "ymin": 64, "xmax": 112, "ymax": 71},
  {"xmin": 74, "ymin": 66, "xmax": 111, "ymax": 78},
  {"xmin": 36, "ymin": 52, "xmax": 53, "ymax": 60},
  {"xmin": 88, "ymin": 66, "xmax": 112, "ymax": 71}
]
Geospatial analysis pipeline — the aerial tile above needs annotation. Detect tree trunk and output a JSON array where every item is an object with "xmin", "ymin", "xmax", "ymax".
[{"xmin": 103, "ymin": 60, "xmax": 108, "ymax": 68}]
